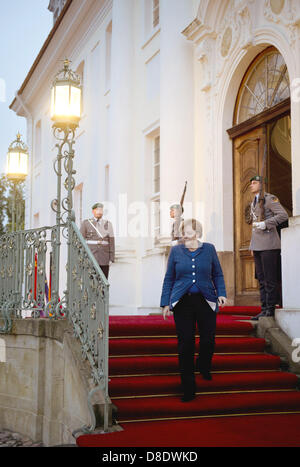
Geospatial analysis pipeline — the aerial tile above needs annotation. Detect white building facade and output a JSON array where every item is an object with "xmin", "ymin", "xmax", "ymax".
[{"xmin": 10, "ymin": 0, "xmax": 300, "ymax": 338}]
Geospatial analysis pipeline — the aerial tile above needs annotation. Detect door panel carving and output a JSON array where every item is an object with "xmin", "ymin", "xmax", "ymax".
[{"xmin": 234, "ymin": 128, "xmax": 265, "ymax": 303}]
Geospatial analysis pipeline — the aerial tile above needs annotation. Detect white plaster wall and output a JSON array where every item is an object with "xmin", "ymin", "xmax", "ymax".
[
  {"xmin": 281, "ymin": 217, "xmax": 300, "ymax": 310},
  {"xmin": 276, "ymin": 310, "xmax": 300, "ymax": 342},
  {"xmin": 160, "ymin": 0, "xmax": 195, "ymax": 213},
  {"xmin": 140, "ymin": 252, "xmax": 167, "ymax": 311},
  {"xmin": 13, "ymin": 0, "xmax": 300, "ymax": 317}
]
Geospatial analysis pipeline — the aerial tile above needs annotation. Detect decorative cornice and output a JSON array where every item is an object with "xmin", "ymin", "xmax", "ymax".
[
  {"xmin": 263, "ymin": 0, "xmax": 300, "ymax": 45},
  {"xmin": 264, "ymin": 0, "xmax": 293, "ymax": 24},
  {"xmin": 181, "ymin": 0, "xmax": 256, "ymax": 91},
  {"xmin": 182, "ymin": 17, "xmax": 214, "ymax": 46}
]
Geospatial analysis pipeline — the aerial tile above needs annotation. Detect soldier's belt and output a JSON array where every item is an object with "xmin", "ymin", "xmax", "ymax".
[{"xmin": 87, "ymin": 240, "xmax": 109, "ymax": 245}]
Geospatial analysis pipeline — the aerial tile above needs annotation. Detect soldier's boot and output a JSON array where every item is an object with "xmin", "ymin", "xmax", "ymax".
[
  {"xmin": 251, "ymin": 307, "xmax": 267, "ymax": 321},
  {"xmin": 265, "ymin": 306, "xmax": 275, "ymax": 317}
]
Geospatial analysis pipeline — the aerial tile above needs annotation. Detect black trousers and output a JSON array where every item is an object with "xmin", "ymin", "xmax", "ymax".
[
  {"xmin": 173, "ymin": 293, "xmax": 217, "ymax": 396},
  {"xmin": 253, "ymin": 250, "xmax": 280, "ymax": 312},
  {"xmin": 100, "ymin": 265, "xmax": 109, "ymax": 279}
]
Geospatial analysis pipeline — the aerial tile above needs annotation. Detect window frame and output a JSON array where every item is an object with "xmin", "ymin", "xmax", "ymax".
[{"xmin": 150, "ymin": 134, "xmax": 160, "ymax": 240}]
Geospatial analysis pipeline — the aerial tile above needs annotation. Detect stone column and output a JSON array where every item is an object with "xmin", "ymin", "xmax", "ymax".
[
  {"xmin": 109, "ymin": 0, "xmax": 135, "ymax": 251},
  {"xmin": 159, "ymin": 0, "xmax": 195, "ymax": 239},
  {"xmin": 278, "ymin": 38, "xmax": 300, "ymax": 330}
]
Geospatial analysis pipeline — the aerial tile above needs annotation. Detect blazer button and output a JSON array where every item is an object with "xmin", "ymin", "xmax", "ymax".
[{"xmin": 193, "ymin": 280, "xmax": 196, "ymax": 283}]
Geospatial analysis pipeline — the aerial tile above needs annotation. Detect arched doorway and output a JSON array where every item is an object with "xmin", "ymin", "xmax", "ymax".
[{"xmin": 227, "ymin": 46, "xmax": 292, "ymax": 305}]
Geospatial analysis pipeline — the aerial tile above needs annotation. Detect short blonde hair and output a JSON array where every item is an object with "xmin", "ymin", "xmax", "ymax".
[{"xmin": 180, "ymin": 218, "xmax": 203, "ymax": 238}]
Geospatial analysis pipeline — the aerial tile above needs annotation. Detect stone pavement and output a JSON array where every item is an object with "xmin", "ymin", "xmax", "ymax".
[{"xmin": 0, "ymin": 430, "xmax": 43, "ymax": 447}]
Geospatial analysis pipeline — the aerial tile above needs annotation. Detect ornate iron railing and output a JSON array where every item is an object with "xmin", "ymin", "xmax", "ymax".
[
  {"xmin": 68, "ymin": 221, "xmax": 110, "ymax": 433},
  {"xmin": 0, "ymin": 222, "xmax": 110, "ymax": 432},
  {"xmin": 0, "ymin": 231, "xmax": 22, "ymax": 333},
  {"xmin": 0, "ymin": 226, "xmax": 60, "ymax": 329}
]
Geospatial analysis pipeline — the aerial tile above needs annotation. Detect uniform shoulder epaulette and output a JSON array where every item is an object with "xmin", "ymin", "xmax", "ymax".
[{"xmin": 264, "ymin": 192, "xmax": 278, "ymax": 201}]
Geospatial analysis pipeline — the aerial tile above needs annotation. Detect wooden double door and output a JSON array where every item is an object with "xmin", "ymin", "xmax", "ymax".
[{"xmin": 231, "ymin": 112, "xmax": 292, "ymax": 305}]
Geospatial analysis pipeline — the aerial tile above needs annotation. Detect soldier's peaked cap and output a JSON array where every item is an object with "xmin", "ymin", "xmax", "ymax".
[
  {"xmin": 250, "ymin": 175, "xmax": 262, "ymax": 182},
  {"xmin": 170, "ymin": 204, "xmax": 182, "ymax": 210},
  {"xmin": 92, "ymin": 202, "xmax": 104, "ymax": 210}
]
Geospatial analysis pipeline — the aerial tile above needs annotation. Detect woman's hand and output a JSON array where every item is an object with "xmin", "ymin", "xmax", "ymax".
[
  {"xmin": 218, "ymin": 296, "xmax": 227, "ymax": 307},
  {"xmin": 162, "ymin": 306, "xmax": 172, "ymax": 320}
]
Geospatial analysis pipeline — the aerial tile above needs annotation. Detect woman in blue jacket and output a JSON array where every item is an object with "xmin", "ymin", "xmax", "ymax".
[{"xmin": 160, "ymin": 218, "xmax": 227, "ymax": 402}]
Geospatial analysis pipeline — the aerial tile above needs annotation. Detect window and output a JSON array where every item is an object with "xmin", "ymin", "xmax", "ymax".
[
  {"xmin": 235, "ymin": 47, "xmax": 290, "ymax": 124},
  {"xmin": 153, "ymin": 136, "xmax": 160, "ymax": 195},
  {"xmin": 144, "ymin": 0, "xmax": 160, "ymax": 39},
  {"xmin": 152, "ymin": 135, "xmax": 160, "ymax": 240},
  {"xmin": 153, "ymin": 0, "xmax": 160, "ymax": 28}
]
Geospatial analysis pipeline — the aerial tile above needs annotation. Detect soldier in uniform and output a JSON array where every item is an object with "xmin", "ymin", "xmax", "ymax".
[
  {"xmin": 248, "ymin": 176, "xmax": 288, "ymax": 320},
  {"xmin": 80, "ymin": 203, "xmax": 115, "ymax": 279},
  {"xmin": 170, "ymin": 204, "xmax": 184, "ymax": 246}
]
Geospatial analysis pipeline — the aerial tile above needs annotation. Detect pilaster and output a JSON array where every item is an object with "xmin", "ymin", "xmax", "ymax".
[{"xmin": 159, "ymin": 0, "xmax": 194, "ymax": 238}]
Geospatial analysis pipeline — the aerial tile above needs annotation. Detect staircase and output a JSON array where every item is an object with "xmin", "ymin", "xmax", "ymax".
[{"xmin": 108, "ymin": 308, "xmax": 300, "ymax": 423}]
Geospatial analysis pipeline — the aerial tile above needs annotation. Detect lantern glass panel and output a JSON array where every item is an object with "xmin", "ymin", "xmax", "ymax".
[
  {"xmin": 51, "ymin": 83, "xmax": 81, "ymax": 122},
  {"xmin": 70, "ymin": 86, "xmax": 81, "ymax": 119},
  {"xmin": 51, "ymin": 84, "xmax": 70, "ymax": 118},
  {"xmin": 6, "ymin": 151, "xmax": 28, "ymax": 178}
]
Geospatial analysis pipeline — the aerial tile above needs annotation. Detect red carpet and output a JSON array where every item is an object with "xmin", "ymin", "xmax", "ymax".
[
  {"xmin": 109, "ymin": 372, "xmax": 297, "ymax": 398},
  {"xmin": 77, "ymin": 307, "xmax": 300, "ymax": 447},
  {"xmin": 219, "ymin": 305, "xmax": 260, "ymax": 316},
  {"xmin": 77, "ymin": 414, "xmax": 300, "ymax": 447},
  {"xmin": 109, "ymin": 314, "xmax": 254, "ymax": 336},
  {"xmin": 109, "ymin": 336, "xmax": 266, "ymax": 355}
]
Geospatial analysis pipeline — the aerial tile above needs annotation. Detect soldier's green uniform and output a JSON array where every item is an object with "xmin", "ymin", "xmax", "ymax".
[
  {"xmin": 170, "ymin": 204, "xmax": 184, "ymax": 246},
  {"xmin": 80, "ymin": 203, "xmax": 115, "ymax": 279},
  {"xmin": 250, "ymin": 192, "xmax": 288, "ymax": 251},
  {"xmin": 249, "ymin": 177, "xmax": 288, "ymax": 320}
]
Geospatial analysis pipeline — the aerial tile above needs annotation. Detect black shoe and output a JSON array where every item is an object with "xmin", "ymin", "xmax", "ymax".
[
  {"xmin": 181, "ymin": 393, "xmax": 196, "ymax": 402},
  {"xmin": 251, "ymin": 310, "xmax": 267, "ymax": 321},
  {"xmin": 198, "ymin": 363, "xmax": 213, "ymax": 380},
  {"xmin": 265, "ymin": 309, "xmax": 275, "ymax": 317},
  {"xmin": 201, "ymin": 371, "xmax": 212, "ymax": 381}
]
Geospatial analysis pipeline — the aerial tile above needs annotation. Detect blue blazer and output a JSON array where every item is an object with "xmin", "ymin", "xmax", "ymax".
[{"xmin": 160, "ymin": 243, "xmax": 226, "ymax": 311}]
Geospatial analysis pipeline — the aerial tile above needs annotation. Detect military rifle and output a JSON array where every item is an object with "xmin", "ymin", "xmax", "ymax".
[
  {"xmin": 180, "ymin": 181, "xmax": 187, "ymax": 213},
  {"xmin": 258, "ymin": 126, "xmax": 267, "ymax": 222}
]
